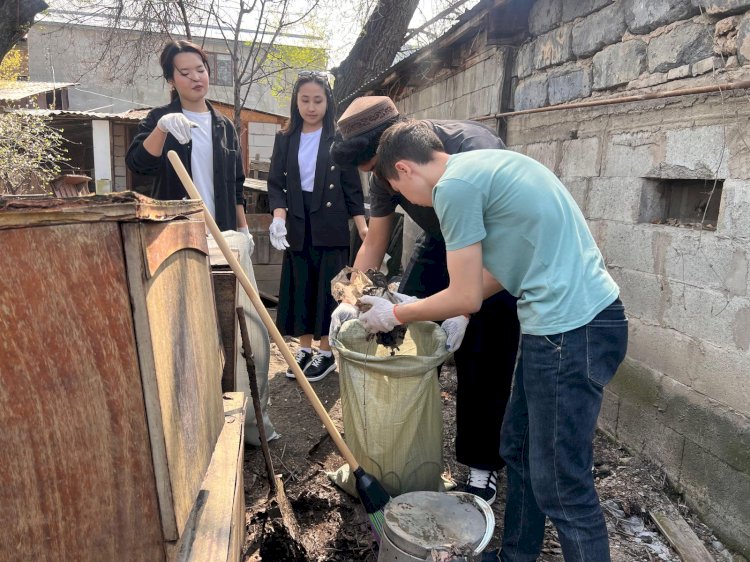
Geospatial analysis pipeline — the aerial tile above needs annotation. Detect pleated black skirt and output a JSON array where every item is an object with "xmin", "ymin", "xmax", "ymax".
[{"xmin": 276, "ymin": 191, "xmax": 349, "ymax": 339}]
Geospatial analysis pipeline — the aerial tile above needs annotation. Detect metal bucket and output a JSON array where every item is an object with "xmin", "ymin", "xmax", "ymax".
[{"xmin": 377, "ymin": 491, "xmax": 495, "ymax": 562}]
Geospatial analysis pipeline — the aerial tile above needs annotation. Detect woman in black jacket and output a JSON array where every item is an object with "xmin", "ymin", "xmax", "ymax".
[
  {"xmin": 267, "ymin": 72, "xmax": 366, "ymax": 382},
  {"xmin": 126, "ymin": 40, "xmax": 248, "ymax": 235}
]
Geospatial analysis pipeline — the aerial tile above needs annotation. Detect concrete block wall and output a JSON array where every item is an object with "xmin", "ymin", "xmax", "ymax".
[
  {"xmin": 394, "ymin": 44, "xmax": 510, "ymax": 271},
  {"xmin": 248, "ymin": 122, "xmax": 280, "ymax": 163},
  {"xmin": 396, "ymin": 46, "xmax": 510, "ymax": 120},
  {"xmin": 505, "ymin": 90, "xmax": 750, "ymax": 556},
  {"xmin": 514, "ymin": 0, "xmax": 750, "ymax": 111},
  {"xmin": 112, "ymin": 122, "xmax": 128, "ymax": 191}
]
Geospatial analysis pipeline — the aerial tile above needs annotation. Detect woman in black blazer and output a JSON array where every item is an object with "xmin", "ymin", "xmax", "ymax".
[{"xmin": 267, "ymin": 72, "xmax": 366, "ymax": 382}]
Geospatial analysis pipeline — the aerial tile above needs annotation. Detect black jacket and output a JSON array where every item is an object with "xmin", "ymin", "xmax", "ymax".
[
  {"xmin": 267, "ymin": 127, "xmax": 364, "ymax": 251},
  {"xmin": 126, "ymin": 98, "xmax": 245, "ymax": 232}
]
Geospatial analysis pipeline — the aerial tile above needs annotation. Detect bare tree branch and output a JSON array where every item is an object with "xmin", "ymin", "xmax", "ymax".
[{"xmin": 332, "ymin": 0, "xmax": 420, "ymax": 114}]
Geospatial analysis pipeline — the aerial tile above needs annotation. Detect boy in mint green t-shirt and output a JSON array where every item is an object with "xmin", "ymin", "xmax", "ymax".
[{"xmin": 358, "ymin": 120, "xmax": 628, "ymax": 562}]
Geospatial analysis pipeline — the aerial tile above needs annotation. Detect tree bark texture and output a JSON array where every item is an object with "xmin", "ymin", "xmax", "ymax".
[
  {"xmin": 332, "ymin": 0, "xmax": 420, "ymax": 115},
  {"xmin": 0, "ymin": 0, "xmax": 48, "ymax": 61}
]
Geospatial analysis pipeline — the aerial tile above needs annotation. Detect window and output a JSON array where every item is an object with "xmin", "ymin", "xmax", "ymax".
[
  {"xmin": 640, "ymin": 179, "xmax": 723, "ymax": 230},
  {"xmin": 206, "ymin": 52, "xmax": 233, "ymax": 87}
]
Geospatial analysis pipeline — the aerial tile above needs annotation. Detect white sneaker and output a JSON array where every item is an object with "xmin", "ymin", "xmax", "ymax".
[{"xmin": 464, "ymin": 468, "xmax": 498, "ymax": 505}]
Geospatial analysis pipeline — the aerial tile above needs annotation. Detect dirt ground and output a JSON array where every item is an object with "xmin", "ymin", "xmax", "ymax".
[{"xmin": 241, "ymin": 338, "xmax": 740, "ymax": 562}]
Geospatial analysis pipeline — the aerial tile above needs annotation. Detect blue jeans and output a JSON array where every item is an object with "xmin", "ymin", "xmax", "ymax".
[{"xmin": 499, "ymin": 299, "xmax": 628, "ymax": 562}]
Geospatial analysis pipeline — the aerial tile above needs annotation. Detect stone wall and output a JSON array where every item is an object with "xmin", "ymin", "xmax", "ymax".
[
  {"xmin": 515, "ymin": 0, "xmax": 750, "ymax": 110},
  {"xmin": 396, "ymin": 44, "xmax": 511, "ymax": 120},
  {"xmin": 394, "ymin": 40, "xmax": 511, "ymax": 270},
  {"xmin": 504, "ymin": 2, "xmax": 750, "ymax": 554},
  {"xmin": 383, "ymin": 0, "xmax": 750, "ymax": 554},
  {"xmin": 502, "ymin": 89, "xmax": 750, "ymax": 557}
]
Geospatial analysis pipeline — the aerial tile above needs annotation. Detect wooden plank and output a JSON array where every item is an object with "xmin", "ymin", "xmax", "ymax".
[
  {"xmin": 142, "ymin": 221, "xmax": 209, "ymax": 278},
  {"xmin": 256, "ymin": 279, "xmax": 281, "ymax": 302},
  {"xmin": 122, "ymin": 223, "xmax": 180, "ymax": 541},
  {"xmin": 253, "ymin": 264, "xmax": 282, "ymax": 282},
  {"xmin": 246, "ymin": 214, "xmax": 284, "ymax": 265},
  {"xmin": 173, "ymin": 393, "xmax": 246, "ymax": 562},
  {"xmin": 0, "ymin": 222, "xmax": 164, "ymax": 561},
  {"xmin": 650, "ymin": 511, "xmax": 714, "ymax": 562},
  {"xmin": 0, "ymin": 192, "xmax": 202, "ymax": 230},
  {"xmin": 212, "ymin": 271, "xmax": 239, "ymax": 393},
  {"xmin": 142, "ymin": 222, "xmax": 225, "ymax": 539},
  {"xmin": 124, "ymin": 220, "xmax": 225, "ymax": 541}
]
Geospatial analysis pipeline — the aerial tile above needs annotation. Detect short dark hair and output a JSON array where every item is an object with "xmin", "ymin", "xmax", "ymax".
[
  {"xmin": 375, "ymin": 120, "xmax": 445, "ymax": 181},
  {"xmin": 160, "ymin": 40, "xmax": 211, "ymax": 101},
  {"xmin": 330, "ymin": 115, "xmax": 402, "ymax": 167}
]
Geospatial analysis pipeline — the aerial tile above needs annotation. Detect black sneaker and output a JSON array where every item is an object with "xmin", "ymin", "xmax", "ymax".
[
  {"xmin": 286, "ymin": 349, "xmax": 313, "ymax": 379},
  {"xmin": 304, "ymin": 353, "xmax": 337, "ymax": 382},
  {"xmin": 464, "ymin": 468, "xmax": 498, "ymax": 505}
]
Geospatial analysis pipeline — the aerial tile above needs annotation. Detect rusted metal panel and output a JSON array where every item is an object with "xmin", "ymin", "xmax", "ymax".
[
  {"xmin": 0, "ymin": 222, "xmax": 164, "ymax": 561},
  {"xmin": 0, "ymin": 192, "xmax": 203, "ymax": 230}
]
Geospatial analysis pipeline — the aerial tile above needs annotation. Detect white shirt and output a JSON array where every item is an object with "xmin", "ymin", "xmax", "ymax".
[
  {"xmin": 298, "ymin": 127, "xmax": 322, "ymax": 193},
  {"xmin": 183, "ymin": 109, "xmax": 215, "ymax": 218}
]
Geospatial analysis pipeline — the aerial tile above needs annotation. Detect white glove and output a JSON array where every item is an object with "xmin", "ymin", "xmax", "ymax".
[
  {"xmin": 329, "ymin": 302, "xmax": 359, "ymax": 339},
  {"xmin": 358, "ymin": 295, "xmax": 401, "ymax": 333},
  {"xmin": 156, "ymin": 113, "xmax": 196, "ymax": 144},
  {"xmin": 269, "ymin": 217, "xmax": 289, "ymax": 250},
  {"xmin": 391, "ymin": 291, "xmax": 418, "ymax": 304},
  {"xmin": 442, "ymin": 315, "xmax": 470, "ymax": 352},
  {"xmin": 238, "ymin": 226, "xmax": 255, "ymax": 256}
]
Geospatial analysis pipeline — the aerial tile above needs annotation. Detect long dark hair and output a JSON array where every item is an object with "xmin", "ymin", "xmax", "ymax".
[
  {"xmin": 281, "ymin": 72, "xmax": 335, "ymax": 135},
  {"xmin": 160, "ymin": 40, "xmax": 211, "ymax": 101}
]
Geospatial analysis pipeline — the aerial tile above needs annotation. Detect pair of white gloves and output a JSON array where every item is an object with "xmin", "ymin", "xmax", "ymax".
[{"xmin": 330, "ymin": 292, "xmax": 469, "ymax": 352}]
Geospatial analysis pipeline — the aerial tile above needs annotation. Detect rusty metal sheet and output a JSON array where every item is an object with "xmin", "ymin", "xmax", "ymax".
[
  {"xmin": 0, "ymin": 221, "xmax": 164, "ymax": 561},
  {"xmin": 0, "ymin": 192, "xmax": 203, "ymax": 230}
]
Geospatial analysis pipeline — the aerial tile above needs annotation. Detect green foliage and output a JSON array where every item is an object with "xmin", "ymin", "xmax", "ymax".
[
  {"xmin": 0, "ymin": 48, "xmax": 23, "ymax": 81},
  {"xmin": 265, "ymin": 44, "xmax": 328, "ymax": 106},
  {"xmin": 0, "ymin": 101, "xmax": 68, "ymax": 195}
]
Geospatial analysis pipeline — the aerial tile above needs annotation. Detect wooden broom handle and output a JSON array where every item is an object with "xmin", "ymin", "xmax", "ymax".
[{"xmin": 167, "ymin": 150, "xmax": 358, "ymax": 469}]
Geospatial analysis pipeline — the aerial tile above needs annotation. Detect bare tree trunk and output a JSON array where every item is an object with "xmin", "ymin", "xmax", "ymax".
[
  {"xmin": 175, "ymin": 0, "xmax": 193, "ymax": 41},
  {"xmin": 0, "ymin": 0, "xmax": 48, "ymax": 60},
  {"xmin": 332, "ymin": 0, "xmax": 420, "ymax": 115}
]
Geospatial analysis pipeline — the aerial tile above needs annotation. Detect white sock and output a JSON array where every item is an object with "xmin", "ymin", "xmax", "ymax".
[
  {"xmin": 319, "ymin": 349, "xmax": 332, "ymax": 358},
  {"xmin": 301, "ymin": 347, "xmax": 312, "ymax": 353}
]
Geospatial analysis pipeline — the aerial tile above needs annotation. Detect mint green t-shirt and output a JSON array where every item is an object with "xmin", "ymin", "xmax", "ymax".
[{"xmin": 433, "ymin": 150, "xmax": 619, "ymax": 335}]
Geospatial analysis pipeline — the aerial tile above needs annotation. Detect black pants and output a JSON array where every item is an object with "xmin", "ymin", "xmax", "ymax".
[
  {"xmin": 400, "ymin": 232, "xmax": 519, "ymax": 471},
  {"xmin": 276, "ymin": 191, "xmax": 348, "ymax": 339}
]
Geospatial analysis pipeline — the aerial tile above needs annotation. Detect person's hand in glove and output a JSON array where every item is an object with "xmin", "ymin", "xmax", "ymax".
[
  {"xmin": 329, "ymin": 302, "xmax": 359, "ymax": 338},
  {"xmin": 269, "ymin": 217, "xmax": 289, "ymax": 251},
  {"xmin": 156, "ymin": 113, "xmax": 196, "ymax": 145},
  {"xmin": 358, "ymin": 295, "xmax": 404, "ymax": 333},
  {"xmin": 442, "ymin": 314, "xmax": 470, "ymax": 352}
]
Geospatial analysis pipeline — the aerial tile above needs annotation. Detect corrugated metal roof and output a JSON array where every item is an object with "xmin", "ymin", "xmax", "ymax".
[
  {"xmin": 0, "ymin": 81, "xmax": 77, "ymax": 101},
  {"xmin": 10, "ymin": 108, "xmax": 144, "ymax": 121}
]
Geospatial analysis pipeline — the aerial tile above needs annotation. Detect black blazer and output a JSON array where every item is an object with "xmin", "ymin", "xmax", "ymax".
[
  {"xmin": 125, "ymin": 98, "xmax": 245, "ymax": 232},
  {"xmin": 267, "ymin": 127, "xmax": 364, "ymax": 251}
]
